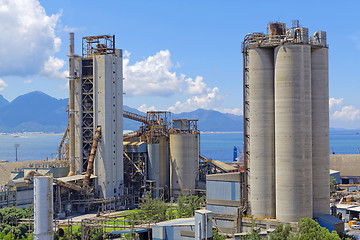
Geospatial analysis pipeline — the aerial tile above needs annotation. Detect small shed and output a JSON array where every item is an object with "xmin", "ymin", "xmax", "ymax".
[{"xmin": 318, "ymin": 214, "xmax": 344, "ymax": 233}]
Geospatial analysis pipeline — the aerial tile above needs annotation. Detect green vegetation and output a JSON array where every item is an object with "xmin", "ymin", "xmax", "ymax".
[
  {"xmin": 0, "ymin": 206, "xmax": 33, "ymax": 240},
  {"xmin": 212, "ymin": 228, "xmax": 226, "ymax": 240},
  {"xmin": 239, "ymin": 218, "xmax": 352, "ymax": 240},
  {"xmin": 330, "ymin": 176, "xmax": 338, "ymax": 196},
  {"xmin": 128, "ymin": 193, "xmax": 205, "ymax": 222}
]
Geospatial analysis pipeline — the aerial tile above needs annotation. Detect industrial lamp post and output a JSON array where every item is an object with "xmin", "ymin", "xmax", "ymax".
[{"xmin": 15, "ymin": 144, "xmax": 20, "ymax": 162}]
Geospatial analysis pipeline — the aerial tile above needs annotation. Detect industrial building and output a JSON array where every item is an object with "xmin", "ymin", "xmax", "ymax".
[
  {"xmin": 243, "ymin": 20, "xmax": 329, "ymax": 222},
  {"xmin": 0, "ymin": 33, "xmax": 237, "ymax": 219},
  {"xmin": 204, "ymin": 20, "xmax": 339, "ymax": 237},
  {"xmin": 0, "ymin": 21, "xmax": 345, "ymax": 239}
]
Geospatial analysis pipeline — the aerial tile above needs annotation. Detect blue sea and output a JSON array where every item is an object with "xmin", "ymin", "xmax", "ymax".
[{"xmin": 0, "ymin": 130, "xmax": 359, "ymax": 162}]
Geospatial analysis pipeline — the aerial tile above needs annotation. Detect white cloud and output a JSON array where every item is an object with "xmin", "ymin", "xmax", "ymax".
[
  {"xmin": 123, "ymin": 49, "xmax": 227, "ymax": 114},
  {"xmin": 329, "ymin": 98, "xmax": 343, "ymax": 109},
  {"xmin": 218, "ymin": 107, "xmax": 243, "ymax": 116},
  {"xmin": 123, "ymin": 50, "xmax": 131, "ymax": 58},
  {"xmin": 0, "ymin": 0, "xmax": 64, "ymax": 78},
  {"xmin": 138, "ymin": 104, "xmax": 156, "ymax": 113},
  {"xmin": 24, "ymin": 79, "xmax": 32, "ymax": 84},
  {"xmin": 41, "ymin": 56, "xmax": 68, "ymax": 80},
  {"xmin": 63, "ymin": 25, "xmax": 78, "ymax": 32},
  {"xmin": 123, "ymin": 50, "xmax": 187, "ymax": 96},
  {"xmin": 185, "ymin": 76, "xmax": 207, "ymax": 95},
  {"xmin": 333, "ymin": 106, "xmax": 360, "ymax": 121},
  {"xmin": 168, "ymin": 87, "xmax": 223, "ymax": 113},
  {"xmin": 0, "ymin": 78, "xmax": 8, "ymax": 91}
]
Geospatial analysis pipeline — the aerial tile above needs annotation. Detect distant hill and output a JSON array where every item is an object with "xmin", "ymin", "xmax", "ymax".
[
  {"xmin": 0, "ymin": 95, "xmax": 9, "ymax": 107},
  {"xmin": 1, "ymin": 92, "xmax": 359, "ymax": 134},
  {"xmin": 173, "ymin": 109, "xmax": 243, "ymax": 132},
  {"xmin": 0, "ymin": 91, "xmax": 68, "ymax": 133},
  {"xmin": 0, "ymin": 91, "xmax": 243, "ymax": 133}
]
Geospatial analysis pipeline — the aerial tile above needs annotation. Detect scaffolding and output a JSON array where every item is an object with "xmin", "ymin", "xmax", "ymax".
[{"xmin": 82, "ymin": 35, "xmax": 115, "ymax": 58}]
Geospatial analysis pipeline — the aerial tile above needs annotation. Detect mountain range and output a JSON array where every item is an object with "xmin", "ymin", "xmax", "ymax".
[{"xmin": 0, "ymin": 91, "xmax": 243, "ymax": 133}]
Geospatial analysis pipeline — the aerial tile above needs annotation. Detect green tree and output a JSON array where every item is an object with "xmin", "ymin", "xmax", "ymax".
[
  {"xmin": 176, "ymin": 194, "xmax": 205, "ymax": 218},
  {"xmin": 138, "ymin": 193, "xmax": 168, "ymax": 221},
  {"xmin": 240, "ymin": 228, "xmax": 261, "ymax": 240},
  {"xmin": 295, "ymin": 218, "xmax": 341, "ymax": 240},
  {"xmin": 0, "ymin": 207, "xmax": 28, "ymax": 225},
  {"xmin": 212, "ymin": 228, "xmax": 226, "ymax": 240},
  {"xmin": 330, "ymin": 176, "xmax": 337, "ymax": 196},
  {"xmin": 269, "ymin": 224, "xmax": 292, "ymax": 240}
]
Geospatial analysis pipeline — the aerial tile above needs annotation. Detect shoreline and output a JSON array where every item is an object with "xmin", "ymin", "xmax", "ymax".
[
  {"xmin": 200, "ymin": 131, "xmax": 243, "ymax": 134},
  {"xmin": 0, "ymin": 132, "xmax": 63, "ymax": 136}
]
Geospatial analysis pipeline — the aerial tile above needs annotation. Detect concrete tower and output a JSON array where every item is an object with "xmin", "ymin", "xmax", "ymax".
[
  {"xmin": 243, "ymin": 22, "xmax": 329, "ymax": 222},
  {"xmin": 70, "ymin": 34, "xmax": 123, "ymax": 198}
]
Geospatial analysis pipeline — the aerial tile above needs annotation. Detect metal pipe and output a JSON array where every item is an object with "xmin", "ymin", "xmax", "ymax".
[
  {"xmin": 58, "ymin": 124, "xmax": 69, "ymax": 160},
  {"xmin": 83, "ymin": 126, "xmax": 102, "ymax": 187},
  {"xmin": 68, "ymin": 32, "xmax": 75, "ymax": 176},
  {"xmin": 242, "ymin": 36, "xmax": 249, "ymax": 212}
]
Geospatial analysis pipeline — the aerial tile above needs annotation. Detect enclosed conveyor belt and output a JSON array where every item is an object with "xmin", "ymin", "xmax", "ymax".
[
  {"xmin": 53, "ymin": 178, "xmax": 83, "ymax": 191},
  {"xmin": 123, "ymin": 129, "xmax": 142, "ymax": 141},
  {"xmin": 123, "ymin": 110, "xmax": 147, "ymax": 124},
  {"xmin": 83, "ymin": 126, "xmax": 102, "ymax": 187},
  {"xmin": 25, "ymin": 170, "xmax": 83, "ymax": 191},
  {"xmin": 199, "ymin": 154, "xmax": 237, "ymax": 173}
]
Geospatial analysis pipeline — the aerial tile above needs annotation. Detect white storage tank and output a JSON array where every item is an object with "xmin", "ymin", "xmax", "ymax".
[
  {"xmin": 274, "ymin": 44, "xmax": 313, "ymax": 222},
  {"xmin": 34, "ymin": 176, "xmax": 53, "ymax": 240},
  {"xmin": 311, "ymin": 47, "xmax": 329, "ymax": 217},
  {"xmin": 248, "ymin": 47, "xmax": 276, "ymax": 218},
  {"xmin": 170, "ymin": 133, "xmax": 199, "ymax": 195}
]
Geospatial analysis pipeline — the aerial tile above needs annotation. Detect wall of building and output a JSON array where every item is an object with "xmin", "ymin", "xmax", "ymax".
[
  {"xmin": 330, "ymin": 154, "xmax": 360, "ymax": 177},
  {"xmin": 93, "ymin": 52, "xmax": 123, "ymax": 198}
]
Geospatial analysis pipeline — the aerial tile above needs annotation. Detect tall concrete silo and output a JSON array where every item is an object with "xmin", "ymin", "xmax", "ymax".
[
  {"xmin": 147, "ymin": 136, "xmax": 170, "ymax": 197},
  {"xmin": 274, "ymin": 44, "xmax": 313, "ymax": 222},
  {"xmin": 170, "ymin": 133, "xmax": 199, "ymax": 196},
  {"xmin": 248, "ymin": 48, "xmax": 275, "ymax": 218},
  {"xmin": 148, "ymin": 143, "xmax": 160, "ymax": 196},
  {"xmin": 311, "ymin": 46, "xmax": 329, "ymax": 217},
  {"xmin": 243, "ymin": 21, "xmax": 329, "ymax": 224}
]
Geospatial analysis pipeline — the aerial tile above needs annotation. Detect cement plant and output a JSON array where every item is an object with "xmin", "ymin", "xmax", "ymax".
[{"xmin": 0, "ymin": 20, "xmax": 358, "ymax": 239}]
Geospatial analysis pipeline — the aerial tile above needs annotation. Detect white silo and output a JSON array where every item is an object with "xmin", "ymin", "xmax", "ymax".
[
  {"xmin": 311, "ymin": 47, "xmax": 329, "ymax": 217},
  {"xmin": 274, "ymin": 44, "xmax": 313, "ymax": 222},
  {"xmin": 248, "ymin": 48, "xmax": 276, "ymax": 218},
  {"xmin": 34, "ymin": 176, "xmax": 53, "ymax": 240}
]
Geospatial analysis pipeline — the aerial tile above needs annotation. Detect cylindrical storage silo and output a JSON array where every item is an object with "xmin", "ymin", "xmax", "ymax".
[
  {"xmin": 248, "ymin": 47, "xmax": 276, "ymax": 218},
  {"xmin": 148, "ymin": 143, "xmax": 160, "ymax": 197},
  {"xmin": 311, "ymin": 47, "xmax": 329, "ymax": 217},
  {"xmin": 274, "ymin": 45, "xmax": 313, "ymax": 222},
  {"xmin": 34, "ymin": 176, "xmax": 53, "ymax": 240},
  {"xmin": 170, "ymin": 133, "xmax": 199, "ymax": 196},
  {"xmin": 159, "ymin": 136, "xmax": 170, "ymax": 191}
]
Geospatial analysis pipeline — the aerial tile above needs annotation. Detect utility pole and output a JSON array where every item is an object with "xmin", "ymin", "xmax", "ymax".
[{"xmin": 15, "ymin": 144, "xmax": 20, "ymax": 161}]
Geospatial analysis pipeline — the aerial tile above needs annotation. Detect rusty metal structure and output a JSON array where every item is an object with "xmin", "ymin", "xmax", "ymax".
[
  {"xmin": 122, "ymin": 110, "xmax": 233, "ymax": 199},
  {"xmin": 82, "ymin": 35, "xmax": 115, "ymax": 58},
  {"xmin": 83, "ymin": 126, "xmax": 101, "ymax": 187}
]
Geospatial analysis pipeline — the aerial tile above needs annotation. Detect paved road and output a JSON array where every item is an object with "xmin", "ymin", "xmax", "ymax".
[{"xmin": 57, "ymin": 210, "xmax": 129, "ymax": 224}]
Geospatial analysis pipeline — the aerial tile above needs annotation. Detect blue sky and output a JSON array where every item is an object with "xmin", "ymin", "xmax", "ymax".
[{"xmin": 0, "ymin": 0, "xmax": 359, "ymax": 128}]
